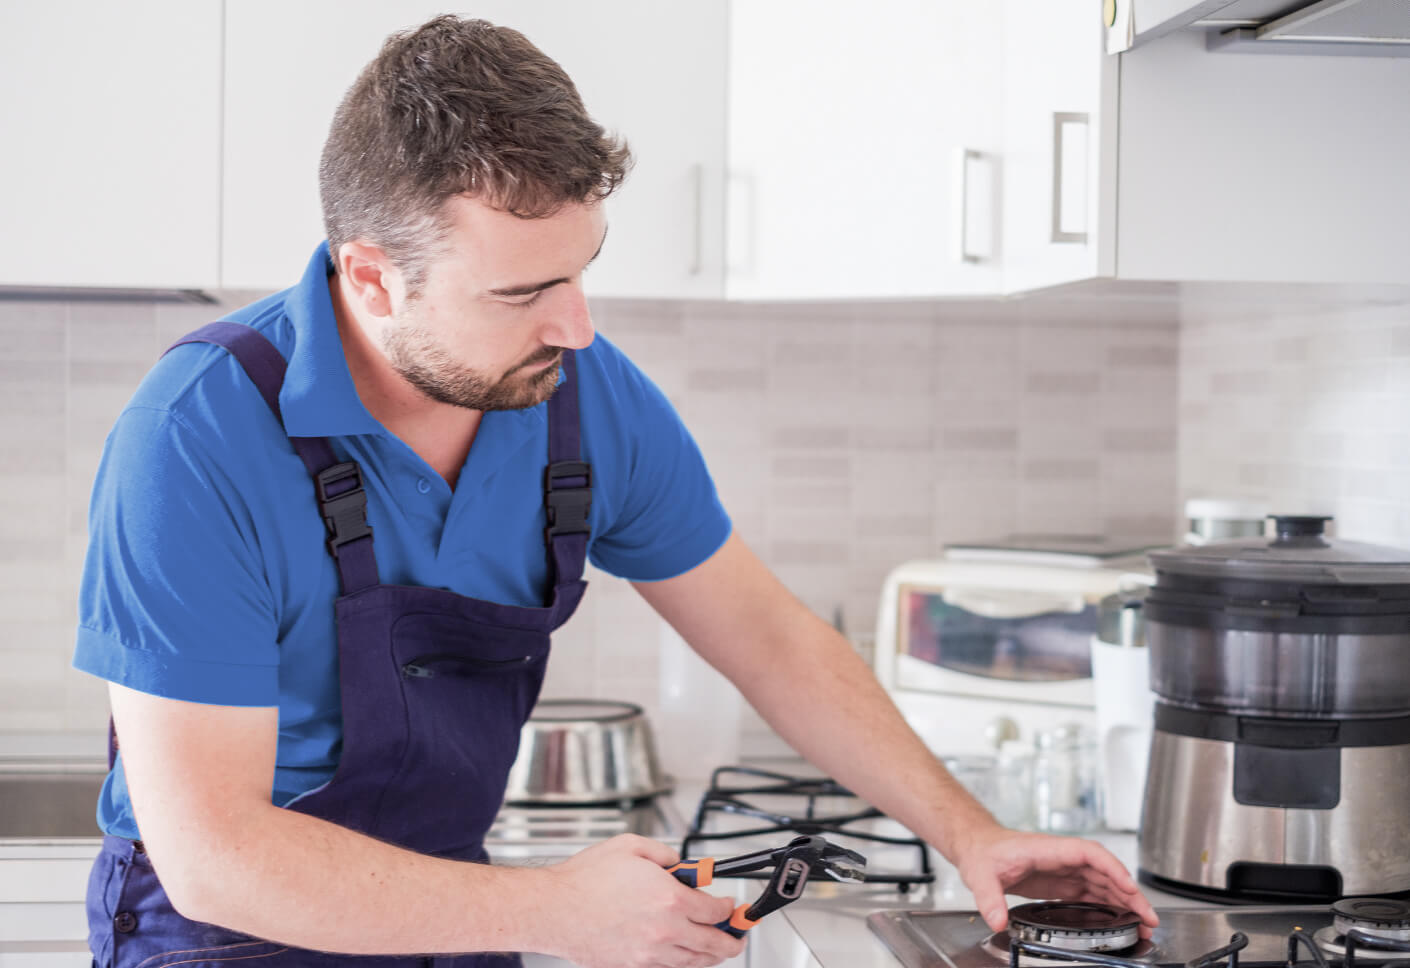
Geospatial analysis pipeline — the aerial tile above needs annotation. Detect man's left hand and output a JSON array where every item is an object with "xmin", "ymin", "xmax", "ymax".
[{"xmin": 954, "ymin": 826, "xmax": 1160, "ymax": 939}]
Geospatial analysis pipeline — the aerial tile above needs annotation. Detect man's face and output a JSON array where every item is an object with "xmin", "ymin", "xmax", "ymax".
[{"xmin": 379, "ymin": 194, "xmax": 605, "ymax": 412}]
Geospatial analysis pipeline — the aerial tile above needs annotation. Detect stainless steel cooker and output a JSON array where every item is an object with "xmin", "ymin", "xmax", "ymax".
[
  {"xmin": 502, "ymin": 699, "xmax": 671, "ymax": 805},
  {"xmin": 1137, "ymin": 515, "xmax": 1410, "ymax": 902}
]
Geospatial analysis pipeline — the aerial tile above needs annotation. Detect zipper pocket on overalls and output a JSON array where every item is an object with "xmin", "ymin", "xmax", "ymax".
[{"xmin": 401, "ymin": 653, "xmax": 539, "ymax": 680}]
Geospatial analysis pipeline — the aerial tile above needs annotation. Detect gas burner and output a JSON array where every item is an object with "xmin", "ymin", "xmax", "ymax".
[
  {"xmin": 1311, "ymin": 898, "xmax": 1410, "ymax": 961},
  {"xmin": 999, "ymin": 903, "xmax": 1145, "ymax": 957},
  {"xmin": 681, "ymin": 766, "xmax": 933, "ymax": 889},
  {"xmin": 983, "ymin": 932, "xmax": 1158, "ymax": 966},
  {"xmin": 1335, "ymin": 900, "xmax": 1410, "ymax": 941}
]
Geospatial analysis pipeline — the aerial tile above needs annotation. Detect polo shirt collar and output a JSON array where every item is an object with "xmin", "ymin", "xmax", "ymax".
[{"xmin": 278, "ymin": 242, "xmax": 384, "ymax": 438}]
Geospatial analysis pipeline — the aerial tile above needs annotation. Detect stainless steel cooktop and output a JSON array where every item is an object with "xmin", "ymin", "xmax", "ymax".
[{"xmin": 869, "ymin": 901, "xmax": 1410, "ymax": 968}]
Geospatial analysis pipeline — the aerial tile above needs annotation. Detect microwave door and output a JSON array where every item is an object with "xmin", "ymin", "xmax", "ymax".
[{"xmin": 901, "ymin": 585, "xmax": 1097, "ymax": 691}]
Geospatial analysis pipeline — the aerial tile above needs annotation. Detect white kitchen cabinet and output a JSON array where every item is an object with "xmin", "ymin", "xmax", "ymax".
[
  {"xmin": 726, "ymin": 0, "xmax": 1004, "ymax": 300},
  {"xmin": 223, "ymin": 1, "xmax": 727, "ymax": 299},
  {"xmin": 999, "ymin": 0, "xmax": 1115, "ymax": 293},
  {"xmin": 0, "ymin": 1, "xmax": 221, "ymax": 290},
  {"xmin": 1000, "ymin": 0, "xmax": 1410, "ymax": 291}
]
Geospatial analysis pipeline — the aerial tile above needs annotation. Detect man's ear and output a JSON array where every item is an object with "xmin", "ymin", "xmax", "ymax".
[{"xmin": 335, "ymin": 240, "xmax": 400, "ymax": 318}]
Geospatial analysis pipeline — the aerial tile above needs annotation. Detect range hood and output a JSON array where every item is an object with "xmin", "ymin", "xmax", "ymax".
[{"xmin": 1110, "ymin": 0, "xmax": 1410, "ymax": 55}]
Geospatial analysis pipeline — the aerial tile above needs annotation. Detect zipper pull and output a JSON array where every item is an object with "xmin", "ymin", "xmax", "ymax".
[{"xmin": 402, "ymin": 663, "xmax": 435, "ymax": 679}]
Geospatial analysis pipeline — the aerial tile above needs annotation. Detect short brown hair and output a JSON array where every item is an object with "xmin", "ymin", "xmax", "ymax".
[{"xmin": 319, "ymin": 15, "xmax": 632, "ymax": 295}]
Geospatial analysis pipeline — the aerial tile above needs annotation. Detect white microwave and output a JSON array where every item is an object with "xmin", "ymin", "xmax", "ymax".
[{"xmin": 873, "ymin": 553, "xmax": 1151, "ymax": 756}]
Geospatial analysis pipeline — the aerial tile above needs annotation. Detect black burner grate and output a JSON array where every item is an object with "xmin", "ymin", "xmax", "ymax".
[{"xmin": 680, "ymin": 766, "xmax": 933, "ymax": 889}]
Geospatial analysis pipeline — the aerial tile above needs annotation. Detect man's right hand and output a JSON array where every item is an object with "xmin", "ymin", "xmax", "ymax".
[{"xmin": 538, "ymin": 835, "xmax": 747, "ymax": 968}]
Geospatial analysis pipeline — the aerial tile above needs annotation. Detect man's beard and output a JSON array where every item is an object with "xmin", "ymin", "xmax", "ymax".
[{"xmin": 380, "ymin": 320, "xmax": 563, "ymax": 412}]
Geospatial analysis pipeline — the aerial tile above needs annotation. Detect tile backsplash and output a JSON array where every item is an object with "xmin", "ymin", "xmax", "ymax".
[
  {"xmin": 11, "ymin": 280, "xmax": 1406, "ymax": 771},
  {"xmin": 0, "ymin": 289, "xmax": 1179, "ymax": 773},
  {"xmin": 1177, "ymin": 283, "xmax": 1410, "ymax": 549}
]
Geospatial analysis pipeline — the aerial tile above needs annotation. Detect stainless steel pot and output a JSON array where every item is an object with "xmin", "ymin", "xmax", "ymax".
[
  {"xmin": 1144, "ymin": 515, "xmax": 1410, "ymax": 717},
  {"xmin": 503, "ymin": 699, "xmax": 671, "ymax": 805}
]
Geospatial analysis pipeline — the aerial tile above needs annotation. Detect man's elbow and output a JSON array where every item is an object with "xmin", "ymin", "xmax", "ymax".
[{"xmin": 139, "ymin": 820, "xmax": 260, "ymax": 929}]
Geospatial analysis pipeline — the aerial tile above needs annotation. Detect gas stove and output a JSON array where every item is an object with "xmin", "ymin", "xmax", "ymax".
[
  {"xmin": 680, "ymin": 766, "xmax": 934, "ymax": 889},
  {"xmin": 868, "ymin": 899, "xmax": 1410, "ymax": 968}
]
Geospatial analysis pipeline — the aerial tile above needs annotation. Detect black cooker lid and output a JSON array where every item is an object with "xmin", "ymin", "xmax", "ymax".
[{"xmin": 1149, "ymin": 516, "xmax": 1410, "ymax": 586}]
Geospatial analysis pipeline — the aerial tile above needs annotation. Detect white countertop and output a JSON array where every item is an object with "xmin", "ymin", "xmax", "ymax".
[{"xmin": 0, "ymin": 733, "xmax": 107, "ymax": 765}]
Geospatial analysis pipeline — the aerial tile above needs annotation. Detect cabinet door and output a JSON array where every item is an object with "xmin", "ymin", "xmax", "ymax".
[
  {"xmin": 0, "ymin": 1, "xmax": 221, "ymax": 289},
  {"xmin": 500, "ymin": 2, "xmax": 727, "ymax": 300},
  {"xmin": 726, "ymin": 0, "xmax": 1003, "ymax": 300},
  {"xmin": 1000, "ymin": 0, "xmax": 1114, "ymax": 294},
  {"xmin": 1115, "ymin": 29, "xmax": 1410, "ymax": 285},
  {"xmin": 223, "ymin": 2, "xmax": 726, "ymax": 298}
]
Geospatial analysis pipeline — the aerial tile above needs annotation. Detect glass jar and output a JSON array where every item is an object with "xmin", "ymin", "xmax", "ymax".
[
  {"xmin": 944, "ymin": 754, "xmax": 1000, "ymax": 815},
  {"xmin": 1032, "ymin": 723, "xmax": 1100, "ymax": 833},
  {"xmin": 992, "ymin": 739, "xmax": 1035, "ymax": 830}
]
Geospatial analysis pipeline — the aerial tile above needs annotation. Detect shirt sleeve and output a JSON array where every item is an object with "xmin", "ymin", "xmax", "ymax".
[
  {"xmin": 73, "ymin": 405, "xmax": 280, "ymax": 706},
  {"xmin": 583, "ymin": 343, "xmax": 732, "ymax": 582}
]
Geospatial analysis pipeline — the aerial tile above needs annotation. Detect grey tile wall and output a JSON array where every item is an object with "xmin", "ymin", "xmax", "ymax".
[
  {"xmin": 1178, "ymin": 283, "xmax": 1410, "ymax": 549},
  {"xmin": 0, "ymin": 291, "xmax": 1180, "ymax": 776},
  {"xmin": 575, "ymin": 296, "xmax": 1181, "ymax": 766}
]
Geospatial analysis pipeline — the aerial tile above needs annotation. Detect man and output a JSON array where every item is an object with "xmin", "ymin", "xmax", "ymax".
[{"xmin": 74, "ymin": 15, "xmax": 1157, "ymax": 968}]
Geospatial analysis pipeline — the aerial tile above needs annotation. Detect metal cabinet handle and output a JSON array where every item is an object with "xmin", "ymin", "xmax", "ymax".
[
  {"xmin": 958, "ymin": 148, "xmax": 991, "ymax": 264},
  {"xmin": 1051, "ymin": 111, "xmax": 1090, "ymax": 245}
]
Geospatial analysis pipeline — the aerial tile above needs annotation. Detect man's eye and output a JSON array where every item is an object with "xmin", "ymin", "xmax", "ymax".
[{"xmin": 509, "ymin": 292, "xmax": 543, "ymax": 309}]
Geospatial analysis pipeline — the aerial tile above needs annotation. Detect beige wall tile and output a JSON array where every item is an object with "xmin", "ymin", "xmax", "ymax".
[
  {"xmin": 1178, "ymin": 283, "xmax": 1410, "ymax": 548},
  {"xmin": 0, "ymin": 289, "xmax": 1189, "ymax": 751}
]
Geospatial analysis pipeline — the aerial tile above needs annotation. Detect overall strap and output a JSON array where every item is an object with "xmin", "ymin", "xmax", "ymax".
[
  {"xmin": 166, "ymin": 322, "xmax": 379, "ymax": 594},
  {"xmin": 543, "ymin": 351, "xmax": 591, "ymax": 586}
]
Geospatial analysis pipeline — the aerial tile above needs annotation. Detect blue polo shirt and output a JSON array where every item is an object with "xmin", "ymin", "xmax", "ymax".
[{"xmin": 73, "ymin": 243, "xmax": 731, "ymax": 840}]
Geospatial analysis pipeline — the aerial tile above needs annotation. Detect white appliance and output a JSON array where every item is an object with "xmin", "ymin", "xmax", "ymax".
[
  {"xmin": 1090, "ymin": 635, "xmax": 1155, "ymax": 831},
  {"xmin": 872, "ymin": 542, "xmax": 1157, "ymax": 760}
]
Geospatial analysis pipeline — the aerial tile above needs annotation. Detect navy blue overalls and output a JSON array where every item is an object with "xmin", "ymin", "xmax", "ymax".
[{"xmin": 86, "ymin": 322, "xmax": 591, "ymax": 968}]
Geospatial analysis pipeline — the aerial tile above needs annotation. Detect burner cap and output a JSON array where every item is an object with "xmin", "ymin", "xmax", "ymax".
[
  {"xmin": 1334, "ymin": 900, "xmax": 1410, "ymax": 928},
  {"xmin": 1009, "ymin": 903, "xmax": 1142, "ymax": 953}
]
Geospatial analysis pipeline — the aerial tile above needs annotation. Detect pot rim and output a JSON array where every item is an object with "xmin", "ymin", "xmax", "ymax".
[{"xmin": 525, "ymin": 697, "xmax": 643, "ymax": 724}]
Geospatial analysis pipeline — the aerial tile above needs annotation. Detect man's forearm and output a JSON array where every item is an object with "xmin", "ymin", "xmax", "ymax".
[
  {"xmin": 724, "ymin": 614, "xmax": 1002, "ymax": 863},
  {"xmin": 633, "ymin": 534, "xmax": 1001, "ymax": 864},
  {"xmin": 154, "ymin": 802, "xmax": 554, "ymax": 956}
]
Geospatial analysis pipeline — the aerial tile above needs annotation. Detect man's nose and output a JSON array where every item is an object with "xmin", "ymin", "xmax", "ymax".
[{"xmin": 544, "ymin": 282, "xmax": 595, "ymax": 350}]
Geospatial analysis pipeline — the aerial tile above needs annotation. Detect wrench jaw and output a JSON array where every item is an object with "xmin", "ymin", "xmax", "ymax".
[
  {"xmin": 816, "ymin": 842, "xmax": 868, "ymax": 884},
  {"xmin": 737, "ymin": 836, "xmax": 870, "ymax": 925},
  {"xmin": 675, "ymin": 834, "xmax": 871, "ymax": 937}
]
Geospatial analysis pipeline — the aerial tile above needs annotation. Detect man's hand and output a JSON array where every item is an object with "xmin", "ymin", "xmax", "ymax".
[
  {"xmin": 953, "ymin": 825, "xmax": 1160, "ymax": 939},
  {"xmin": 538, "ymin": 835, "xmax": 746, "ymax": 968}
]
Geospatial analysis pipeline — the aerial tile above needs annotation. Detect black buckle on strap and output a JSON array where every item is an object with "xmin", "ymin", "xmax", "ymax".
[
  {"xmin": 544, "ymin": 460, "xmax": 592, "ymax": 543},
  {"xmin": 314, "ymin": 461, "xmax": 373, "ymax": 557}
]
